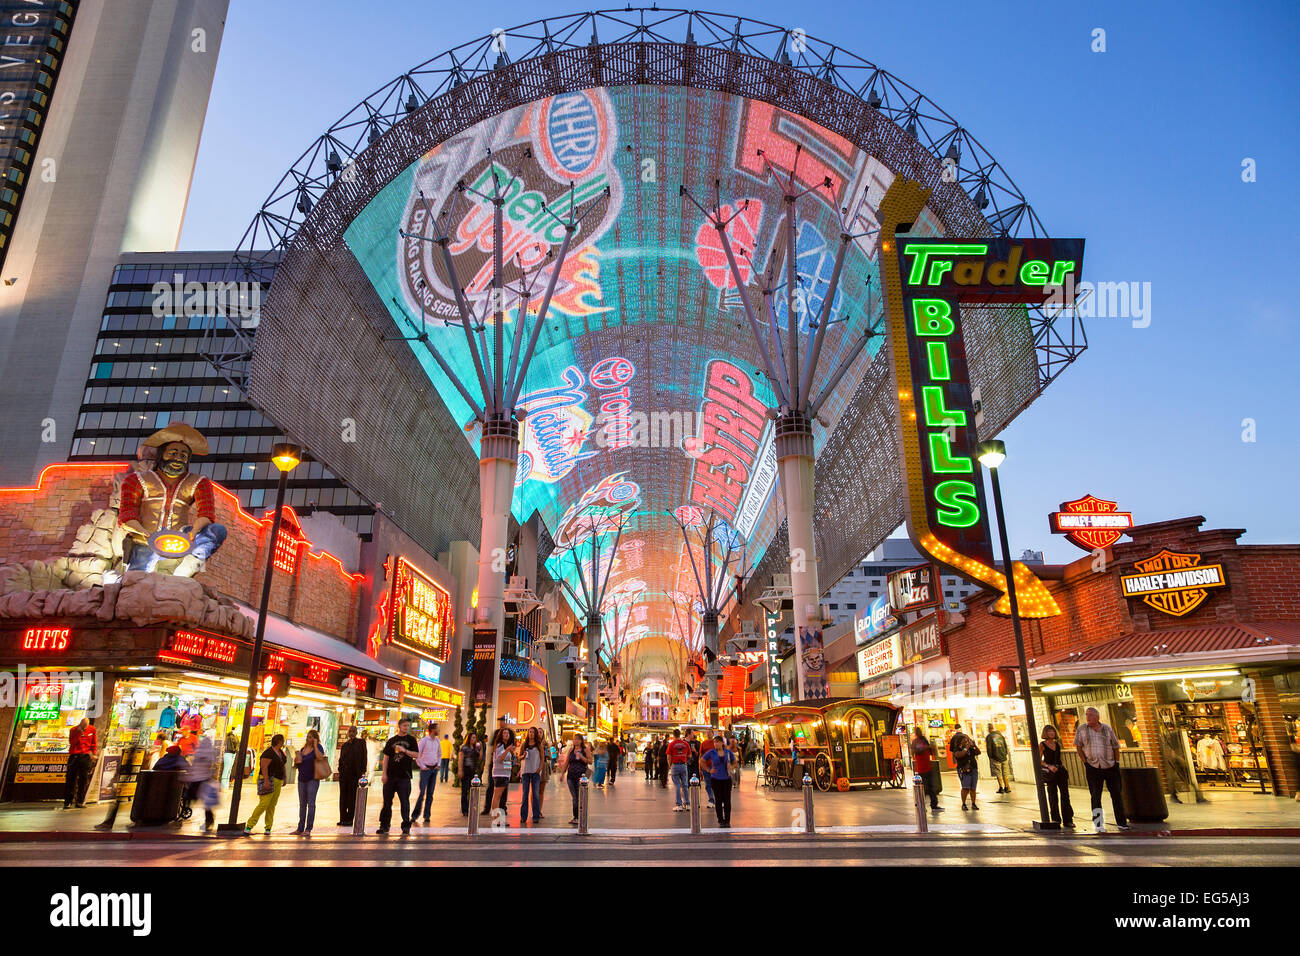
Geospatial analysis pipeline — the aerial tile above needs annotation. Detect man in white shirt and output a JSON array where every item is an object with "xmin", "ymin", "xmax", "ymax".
[
  {"xmin": 1074, "ymin": 707, "xmax": 1129, "ymax": 831},
  {"xmin": 414, "ymin": 723, "xmax": 441, "ymax": 824}
]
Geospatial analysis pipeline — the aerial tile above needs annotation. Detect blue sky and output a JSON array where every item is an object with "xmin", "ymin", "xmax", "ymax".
[{"xmin": 181, "ymin": 0, "xmax": 1300, "ymax": 563}]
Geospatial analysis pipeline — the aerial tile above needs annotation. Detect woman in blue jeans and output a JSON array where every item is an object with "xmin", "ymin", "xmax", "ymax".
[
  {"xmin": 293, "ymin": 729, "xmax": 326, "ymax": 834},
  {"xmin": 518, "ymin": 727, "xmax": 546, "ymax": 824}
]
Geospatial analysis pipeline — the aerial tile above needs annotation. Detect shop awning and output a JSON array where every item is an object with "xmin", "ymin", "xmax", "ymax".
[
  {"xmin": 234, "ymin": 605, "xmax": 397, "ymax": 681},
  {"xmin": 1029, "ymin": 621, "xmax": 1300, "ymax": 680}
]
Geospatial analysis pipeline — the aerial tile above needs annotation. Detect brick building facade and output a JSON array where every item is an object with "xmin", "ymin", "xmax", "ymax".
[{"xmin": 944, "ymin": 516, "xmax": 1300, "ymax": 798}]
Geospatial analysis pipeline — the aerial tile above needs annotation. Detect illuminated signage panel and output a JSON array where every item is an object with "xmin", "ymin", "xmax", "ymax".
[
  {"xmin": 1120, "ymin": 549, "xmax": 1227, "ymax": 617},
  {"xmin": 385, "ymin": 557, "xmax": 455, "ymax": 663},
  {"xmin": 1049, "ymin": 494, "xmax": 1134, "ymax": 552},
  {"xmin": 880, "ymin": 177, "xmax": 1082, "ymax": 618}
]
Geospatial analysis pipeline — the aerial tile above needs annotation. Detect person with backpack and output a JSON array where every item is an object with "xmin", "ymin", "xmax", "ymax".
[
  {"xmin": 948, "ymin": 723, "xmax": 980, "ymax": 811},
  {"xmin": 985, "ymin": 724, "xmax": 1012, "ymax": 793}
]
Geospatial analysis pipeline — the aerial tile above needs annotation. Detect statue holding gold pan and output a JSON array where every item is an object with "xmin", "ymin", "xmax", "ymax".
[{"xmin": 117, "ymin": 423, "xmax": 227, "ymax": 578}]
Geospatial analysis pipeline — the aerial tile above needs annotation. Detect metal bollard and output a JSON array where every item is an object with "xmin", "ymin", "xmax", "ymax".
[
  {"xmin": 689, "ymin": 775, "xmax": 701, "ymax": 834},
  {"xmin": 801, "ymin": 774, "xmax": 816, "ymax": 834},
  {"xmin": 912, "ymin": 774, "xmax": 929, "ymax": 835},
  {"xmin": 578, "ymin": 775, "xmax": 590, "ymax": 835},
  {"xmin": 352, "ymin": 777, "xmax": 369, "ymax": 837},
  {"xmin": 468, "ymin": 776, "xmax": 481, "ymax": 836}
]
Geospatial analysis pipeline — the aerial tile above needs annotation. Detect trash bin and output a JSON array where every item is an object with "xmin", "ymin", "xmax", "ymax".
[
  {"xmin": 1120, "ymin": 766, "xmax": 1168, "ymax": 823},
  {"xmin": 129, "ymin": 770, "xmax": 185, "ymax": 825}
]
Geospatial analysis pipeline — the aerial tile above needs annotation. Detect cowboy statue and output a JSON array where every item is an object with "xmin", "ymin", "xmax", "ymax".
[{"xmin": 118, "ymin": 422, "xmax": 226, "ymax": 577}]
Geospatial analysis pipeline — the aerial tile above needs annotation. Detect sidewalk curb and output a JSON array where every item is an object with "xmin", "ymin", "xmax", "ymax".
[{"xmin": 2, "ymin": 826, "xmax": 1297, "ymax": 842}]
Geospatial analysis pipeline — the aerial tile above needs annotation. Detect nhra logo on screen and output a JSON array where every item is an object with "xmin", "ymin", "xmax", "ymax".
[{"xmin": 536, "ymin": 91, "xmax": 611, "ymax": 180}]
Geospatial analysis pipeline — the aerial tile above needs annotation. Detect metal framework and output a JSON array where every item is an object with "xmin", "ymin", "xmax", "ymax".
[{"xmin": 218, "ymin": 9, "xmax": 1088, "ymax": 695}]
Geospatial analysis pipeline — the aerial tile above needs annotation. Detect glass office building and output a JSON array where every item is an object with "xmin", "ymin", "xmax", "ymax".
[{"xmin": 68, "ymin": 252, "xmax": 375, "ymax": 536}]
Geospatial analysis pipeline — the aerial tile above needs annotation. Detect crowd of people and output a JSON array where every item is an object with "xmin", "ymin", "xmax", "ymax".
[
  {"xmin": 908, "ymin": 706, "xmax": 1131, "ymax": 831},
  {"xmin": 94, "ymin": 705, "xmax": 1139, "ymax": 835},
  {"xmin": 639, "ymin": 729, "xmax": 748, "ymax": 827}
]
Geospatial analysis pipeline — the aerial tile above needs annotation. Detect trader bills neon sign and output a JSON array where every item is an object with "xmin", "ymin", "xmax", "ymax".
[{"xmin": 878, "ymin": 177, "xmax": 1084, "ymax": 618}]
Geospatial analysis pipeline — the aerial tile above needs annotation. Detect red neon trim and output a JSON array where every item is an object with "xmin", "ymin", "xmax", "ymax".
[
  {"xmin": 0, "ymin": 462, "xmax": 129, "ymax": 495},
  {"xmin": 156, "ymin": 651, "xmax": 195, "ymax": 665}
]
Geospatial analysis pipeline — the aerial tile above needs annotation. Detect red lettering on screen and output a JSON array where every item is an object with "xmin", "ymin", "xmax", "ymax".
[
  {"xmin": 22, "ymin": 627, "xmax": 71, "ymax": 652},
  {"xmin": 687, "ymin": 360, "xmax": 766, "ymax": 522},
  {"xmin": 736, "ymin": 101, "xmax": 853, "ymax": 206}
]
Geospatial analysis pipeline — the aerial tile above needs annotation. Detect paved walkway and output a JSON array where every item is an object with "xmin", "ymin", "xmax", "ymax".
[{"xmin": 3, "ymin": 768, "xmax": 1297, "ymax": 838}]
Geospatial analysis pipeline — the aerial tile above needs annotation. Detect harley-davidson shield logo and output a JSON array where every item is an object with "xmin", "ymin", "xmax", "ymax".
[
  {"xmin": 1119, "ymin": 549, "xmax": 1227, "ymax": 617},
  {"xmin": 1048, "ymin": 494, "xmax": 1133, "ymax": 552}
]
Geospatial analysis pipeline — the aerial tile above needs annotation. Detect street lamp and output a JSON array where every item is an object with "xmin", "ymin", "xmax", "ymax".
[
  {"xmin": 219, "ymin": 442, "xmax": 302, "ymax": 834},
  {"xmin": 977, "ymin": 438, "xmax": 1059, "ymax": 831}
]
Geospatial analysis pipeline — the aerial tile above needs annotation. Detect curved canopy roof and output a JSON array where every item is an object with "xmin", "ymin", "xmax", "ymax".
[{"xmin": 239, "ymin": 10, "xmax": 1084, "ymax": 712}]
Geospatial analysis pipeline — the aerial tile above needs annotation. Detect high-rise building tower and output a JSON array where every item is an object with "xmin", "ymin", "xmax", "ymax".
[{"xmin": 0, "ymin": 0, "xmax": 228, "ymax": 484}]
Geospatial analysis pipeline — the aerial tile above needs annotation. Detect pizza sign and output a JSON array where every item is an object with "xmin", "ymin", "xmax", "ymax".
[
  {"xmin": 1120, "ymin": 549, "xmax": 1228, "ymax": 617},
  {"xmin": 1049, "ymin": 494, "xmax": 1134, "ymax": 551}
]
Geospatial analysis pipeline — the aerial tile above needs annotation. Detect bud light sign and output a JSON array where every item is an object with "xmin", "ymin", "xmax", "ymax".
[{"xmin": 853, "ymin": 595, "xmax": 897, "ymax": 645}]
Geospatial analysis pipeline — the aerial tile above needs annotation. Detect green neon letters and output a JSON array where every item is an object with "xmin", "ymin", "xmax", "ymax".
[
  {"xmin": 921, "ymin": 386, "xmax": 965, "ymax": 428},
  {"xmin": 934, "ymin": 480, "xmax": 981, "ymax": 527},
  {"xmin": 912, "ymin": 299, "xmax": 955, "ymax": 336},
  {"xmin": 908, "ymin": 276, "xmax": 979, "ymax": 528},
  {"xmin": 926, "ymin": 341, "xmax": 951, "ymax": 380}
]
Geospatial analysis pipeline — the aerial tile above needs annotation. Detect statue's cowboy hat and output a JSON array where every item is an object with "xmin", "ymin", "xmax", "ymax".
[{"xmin": 141, "ymin": 422, "xmax": 209, "ymax": 456}]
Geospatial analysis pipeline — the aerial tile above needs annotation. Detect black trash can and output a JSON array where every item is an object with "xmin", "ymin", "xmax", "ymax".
[
  {"xmin": 129, "ymin": 770, "xmax": 185, "ymax": 825},
  {"xmin": 1120, "ymin": 766, "xmax": 1168, "ymax": 823}
]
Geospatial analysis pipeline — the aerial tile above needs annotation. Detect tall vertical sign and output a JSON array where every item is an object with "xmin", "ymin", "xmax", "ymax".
[
  {"xmin": 0, "ymin": 1, "xmax": 79, "ymax": 269},
  {"xmin": 764, "ymin": 610, "xmax": 783, "ymax": 706},
  {"xmin": 878, "ymin": 177, "xmax": 1083, "ymax": 618}
]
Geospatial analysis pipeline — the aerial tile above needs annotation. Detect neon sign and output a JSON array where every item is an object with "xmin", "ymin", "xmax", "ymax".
[
  {"xmin": 22, "ymin": 627, "xmax": 70, "ymax": 652},
  {"xmin": 1120, "ymin": 549, "xmax": 1227, "ymax": 617},
  {"xmin": 168, "ymin": 630, "xmax": 239, "ymax": 665},
  {"xmin": 1049, "ymin": 494, "xmax": 1134, "ymax": 552},
  {"xmin": 880, "ymin": 178, "xmax": 1083, "ymax": 618},
  {"xmin": 386, "ymin": 557, "xmax": 455, "ymax": 663}
]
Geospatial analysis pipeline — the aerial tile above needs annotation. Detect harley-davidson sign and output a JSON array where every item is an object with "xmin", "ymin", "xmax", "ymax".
[
  {"xmin": 1120, "ymin": 549, "xmax": 1227, "ymax": 617},
  {"xmin": 1049, "ymin": 494, "xmax": 1133, "ymax": 552}
]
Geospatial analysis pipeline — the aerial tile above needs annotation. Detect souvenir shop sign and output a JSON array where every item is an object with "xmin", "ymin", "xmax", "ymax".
[
  {"xmin": 856, "ymin": 634, "xmax": 901, "ymax": 684},
  {"xmin": 20, "ymin": 627, "xmax": 72, "ymax": 653},
  {"xmin": 1120, "ymin": 549, "xmax": 1228, "ymax": 617},
  {"xmin": 1048, "ymin": 494, "xmax": 1133, "ymax": 552},
  {"xmin": 887, "ymin": 564, "xmax": 939, "ymax": 614},
  {"xmin": 386, "ymin": 557, "xmax": 455, "ymax": 663},
  {"xmin": 878, "ymin": 177, "xmax": 1077, "ymax": 619},
  {"xmin": 898, "ymin": 612, "xmax": 944, "ymax": 666}
]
